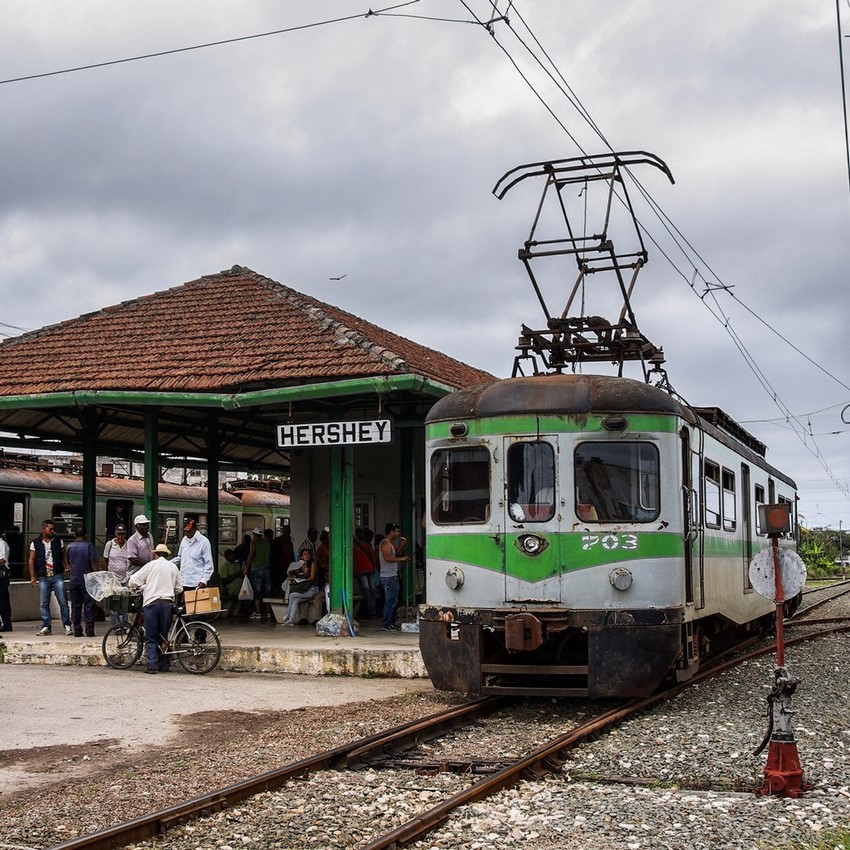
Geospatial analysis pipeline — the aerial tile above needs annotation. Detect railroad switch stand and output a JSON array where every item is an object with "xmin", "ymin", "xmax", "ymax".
[
  {"xmin": 757, "ymin": 665, "xmax": 810, "ymax": 797},
  {"xmin": 749, "ymin": 504, "xmax": 811, "ymax": 798}
]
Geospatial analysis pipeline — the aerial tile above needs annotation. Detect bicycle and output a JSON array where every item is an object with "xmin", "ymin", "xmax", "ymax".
[{"xmin": 101, "ymin": 594, "xmax": 222, "ymax": 674}]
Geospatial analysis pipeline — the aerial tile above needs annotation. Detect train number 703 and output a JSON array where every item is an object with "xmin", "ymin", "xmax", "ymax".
[{"xmin": 581, "ymin": 533, "xmax": 639, "ymax": 551}]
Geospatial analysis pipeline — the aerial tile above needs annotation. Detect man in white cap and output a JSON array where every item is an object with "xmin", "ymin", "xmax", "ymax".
[
  {"xmin": 127, "ymin": 514, "xmax": 154, "ymax": 576},
  {"xmin": 129, "ymin": 543, "xmax": 183, "ymax": 674}
]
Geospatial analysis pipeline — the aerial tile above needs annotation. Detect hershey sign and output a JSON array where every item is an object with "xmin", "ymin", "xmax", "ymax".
[{"xmin": 276, "ymin": 419, "xmax": 392, "ymax": 448}]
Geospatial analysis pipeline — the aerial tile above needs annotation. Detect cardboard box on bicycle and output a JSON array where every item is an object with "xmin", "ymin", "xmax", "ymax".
[{"xmin": 184, "ymin": 588, "xmax": 222, "ymax": 614}]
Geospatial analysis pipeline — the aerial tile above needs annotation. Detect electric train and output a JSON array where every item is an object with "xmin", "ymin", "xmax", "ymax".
[{"xmin": 418, "ymin": 372, "xmax": 798, "ymax": 698}]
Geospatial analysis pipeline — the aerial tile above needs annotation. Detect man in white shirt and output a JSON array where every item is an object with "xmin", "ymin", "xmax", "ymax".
[
  {"xmin": 129, "ymin": 543, "xmax": 183, "ymax": 674},
  {"xmin": 174, "ymin": 517, "xmax": 214, "ymax": 592},
  {"xmin": 0, "ymin": 531, "xmax": 11, "ymax": 634}
]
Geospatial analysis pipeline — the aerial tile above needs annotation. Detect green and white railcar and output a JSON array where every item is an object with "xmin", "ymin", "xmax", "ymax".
[{"xmin": 419, "ymin": 373, "xmax": 797, "ymax": 698}]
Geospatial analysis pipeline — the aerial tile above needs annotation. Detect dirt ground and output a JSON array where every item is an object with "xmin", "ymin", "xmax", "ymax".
[{"xmin": 0, "ymin": 664, "xmax": 434, "ymax": 796}]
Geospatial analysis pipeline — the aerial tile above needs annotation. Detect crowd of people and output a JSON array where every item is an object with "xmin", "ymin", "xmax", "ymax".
[{"xmin": 0, "ymin": 513, "xmax": 414, "ymax": 641}]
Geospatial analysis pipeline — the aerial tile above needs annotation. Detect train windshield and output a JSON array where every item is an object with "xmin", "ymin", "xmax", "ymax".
[
  {"xmin": 430, "ymin": 447, "xmax": 490, "ymax": 524},
  {"xmin": 574, "ymin": 442, "xmax": 659, "ymax": 522},
  {"xmin": 507, "ymin": 441, "xmax": 556, "ymax": 522}
]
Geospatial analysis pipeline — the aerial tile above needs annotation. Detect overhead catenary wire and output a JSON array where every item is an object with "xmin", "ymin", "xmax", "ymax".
[
  {"xmin": 459, "ymin": 0, "xmax": 850, "ymax": 503},
  {"xmin": 0, "ymin": 1, "xmax": 423, "ymax": 86}
]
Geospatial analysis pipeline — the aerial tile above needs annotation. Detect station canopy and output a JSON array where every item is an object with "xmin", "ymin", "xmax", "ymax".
[{"xmin": 0, "ymin": 266, "xmax": 495, "ymax": 471}]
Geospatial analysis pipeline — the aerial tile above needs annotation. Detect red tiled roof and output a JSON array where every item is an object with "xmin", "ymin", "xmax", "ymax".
[{"xmin": 0, "ymin": 267, "xmax": 495, "ymax": 396}]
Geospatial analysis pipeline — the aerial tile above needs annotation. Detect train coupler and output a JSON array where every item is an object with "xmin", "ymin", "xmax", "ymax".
[{"xmin": 755, "ymin": 666, "xmax": 812, "ymax": 797}]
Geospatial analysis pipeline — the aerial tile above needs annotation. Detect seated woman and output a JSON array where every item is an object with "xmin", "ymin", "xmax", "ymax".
[{"xmin": 282, "ymin": 547, "xmax": 320, "ymax": 626}]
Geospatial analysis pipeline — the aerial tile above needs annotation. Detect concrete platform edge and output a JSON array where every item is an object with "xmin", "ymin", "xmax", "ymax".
[{"xmin": 0, "ymin": 636, "xmax": 428, "ymax": 678}]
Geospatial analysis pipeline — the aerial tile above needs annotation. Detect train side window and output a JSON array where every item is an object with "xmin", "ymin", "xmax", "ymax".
[
  {"xmin": 158, "ymin": 511, "xmax": 179, "ymax": 546},
  {"xmin": 574, "ymin": 442, "xmax": 659, "ymax": 523},
  {"xmin": 430, "ymin": 447, "xmax": 490, "ymax": 525},
  {"xmin": 722, "ymin": 469, "xmax": 736, "ymax": 532},
  {"xmin": 507, "ymin": 442, "xmax": 555, "ymax": 522},
  {"xmin": 754, "ymin": 484, "xmax": 765, "ymax": 534},
  {"xmin": 243, "ymin": 514, "xmax": 264, "ymax": 534},
  {"xmin": 703, "ymin": 461, "xmax": 721, "ymax": 528},
  {"xmin": 52, "ymin": 503, "xmax": 83, "ymax": 541},
  {"xmin": 219, "ymin": 514, "xmax": 238, "ymax": 546},
  {"xmin": 777, "ymin": 494, "xmax": 793, "ymax": 539}
]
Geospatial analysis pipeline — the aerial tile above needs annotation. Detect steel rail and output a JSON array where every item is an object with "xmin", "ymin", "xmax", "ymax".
[
  {"xmin": 359, "ymin": 622, "xmax": 850, "ymax": 849},
  {"xmin": 48, "ymin": 696, "xmax": 511, "ymax": 850},
  {"xmin": 52, "ymin": 622, "xmax": 850, "ymax": 850},
  {"xmin": 791, "ymin": 581, "xmax": 850, "ymax": 619}
]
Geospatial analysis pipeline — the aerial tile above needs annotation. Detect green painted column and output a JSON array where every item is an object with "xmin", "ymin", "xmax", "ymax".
[
  {"xmin": 328, "ymin": 445, "xmax": 353, "ymax": 616},
  {"xmin": 81, "ymin": 409, "xmax": 98, "ymax": 545},
  {"xmin": 400, "ymin": 426, "xmax": 415, "ymax": 608},
  {"xmin": 207, "ymin": 412, "xmax": 220, "ymax": 567},
  {"xmin": 144, "ymin": 409, "xmax": 159, "ymax": 543}
]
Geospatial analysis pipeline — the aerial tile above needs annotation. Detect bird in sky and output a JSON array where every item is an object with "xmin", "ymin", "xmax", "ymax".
[{"xmin": 329, "ymin": 274, "xmax": 347, "ymax": 281}]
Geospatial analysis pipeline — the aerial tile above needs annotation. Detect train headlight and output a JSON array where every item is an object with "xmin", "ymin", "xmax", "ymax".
[
  {"xmin": 445, "ymin": 566, "xmax": 465, "ymax": 590},
  {"xmin": 609, "ymin": 567, "xmax": 633, "ymax": 591},
  {"xmin": 517, "ymin": 534, "xmax": 548, "ymax": 555}
]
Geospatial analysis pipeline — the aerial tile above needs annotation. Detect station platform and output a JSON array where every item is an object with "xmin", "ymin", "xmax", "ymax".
[{"xmin": 0, "ymin": 616, "xmax": 428, "ymax": 679}]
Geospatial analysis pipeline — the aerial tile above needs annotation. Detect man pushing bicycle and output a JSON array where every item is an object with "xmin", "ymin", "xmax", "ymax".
[{"xmin": 129, "ymin": 543, "xmax": 183, "ymax": 674}]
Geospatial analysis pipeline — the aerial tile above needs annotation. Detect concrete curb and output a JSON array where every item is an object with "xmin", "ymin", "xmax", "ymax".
[{"xmin": 0, "ymin": 636, "xmax": 428, "ymax": 678}]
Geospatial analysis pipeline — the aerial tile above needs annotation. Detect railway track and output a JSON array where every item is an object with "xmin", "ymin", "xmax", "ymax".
[{"xmin": 51, "ymin": 597, "xmax": 850, "ymax": 850}]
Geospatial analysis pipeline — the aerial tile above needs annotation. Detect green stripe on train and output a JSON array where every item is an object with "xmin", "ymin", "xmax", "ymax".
[
  {"xmin": 427, "ymin": 413, "xmax": 679, "ymax": 440},
  {"xmin": 428, "ymin": 531, "xmax": 684, "ymax": 581}
]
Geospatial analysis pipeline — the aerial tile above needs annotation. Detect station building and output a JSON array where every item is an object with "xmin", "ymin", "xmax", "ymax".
[{"xmin": 0, "ymin": 265, "xmax": 493, "ymax": 619}]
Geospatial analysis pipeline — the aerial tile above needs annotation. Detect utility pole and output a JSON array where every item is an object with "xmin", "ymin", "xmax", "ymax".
[{"xmin": 840, "ymin": 520, "xmax": 845, "ymax": 579}]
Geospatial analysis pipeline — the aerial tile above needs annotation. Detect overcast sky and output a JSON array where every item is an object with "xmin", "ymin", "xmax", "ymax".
[{"xmin": 2, "ymin": 1, "xmax": 848, "ymax": 530}]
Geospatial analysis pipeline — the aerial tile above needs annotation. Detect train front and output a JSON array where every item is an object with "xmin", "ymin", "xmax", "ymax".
[{"xmin": 418, "ymin": 373, "xmax": 692, "ymax": 698}]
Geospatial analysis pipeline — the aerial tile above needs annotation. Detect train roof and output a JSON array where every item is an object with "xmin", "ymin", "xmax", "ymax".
[
  {"xmin": 426, "ymin": 374, "xmax": 796, "ymax": 488},
  {"xmin": 231, "ymin": 489, "xmax": 291, "ymax": 508},
  {"xmin": 0, "ymin": 468, "xmax": 242, "ymax": 504},
  {"xmin": 426, "ymin": 374, "xmax": 689, "ymax": 422}
]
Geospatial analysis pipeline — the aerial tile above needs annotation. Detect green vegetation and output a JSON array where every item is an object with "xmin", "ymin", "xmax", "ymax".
[
  {"xmin": 798, "ymin": 526, "xmax": 848, "ymax": 579},
  {"xmin": 777, "ymin": 828, "xmax": 849, "ymax": 849}
]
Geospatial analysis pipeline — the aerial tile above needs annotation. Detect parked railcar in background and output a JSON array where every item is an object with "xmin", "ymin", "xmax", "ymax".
[
  {"xmin": 225, "ymin": 481, "xmax": 291, "ymax": 539},
  {"xmin": 0, "ymin": 468, "xmax": 288, "ymax": 579},
  {"xmin": 419, "ymin": 373, "xmax": 799, "ymax": 699}
]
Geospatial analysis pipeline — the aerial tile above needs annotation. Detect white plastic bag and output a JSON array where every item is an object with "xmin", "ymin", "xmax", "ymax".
[
  {"xmin": 238, "ymin": 575, "xmax": 254, "ymax": 601},
  {"xmin": 84, "ymin": 571, "xmax": 125, "ymax": 602}
]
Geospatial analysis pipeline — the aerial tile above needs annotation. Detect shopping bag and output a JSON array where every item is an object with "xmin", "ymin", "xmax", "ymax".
[{"xmin": 238, "ymin": 575, "xmax": 254, "ymax": 601}]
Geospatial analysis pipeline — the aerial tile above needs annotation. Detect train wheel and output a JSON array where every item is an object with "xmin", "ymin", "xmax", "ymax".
[{"xmin": 102, "ymin": 624, "xmax": 143, "ymax": 669}]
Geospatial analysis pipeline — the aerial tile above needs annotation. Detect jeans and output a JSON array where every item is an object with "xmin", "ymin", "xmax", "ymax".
[
  {"xmin": 355, "ymin": 572, "xmax": 376, "ymax": 618},
  {"xmin": 380, "ymin": 575, "xmax": 400, "ymax": 630},
  {"xmin": 250, "ymin": 567, "xmax": 271, "ymax": 600},
  {"xmin": 286, "ymin": 585, "xmax": 319, "ymax": 622},
  {"xmin": 69, "ymin": 584, "xmax": 96, "ymax": 635},
  {"xmin": 0, "ymin": 578, "xmax": 11, "ymax": 631},
  {"xmin": 144, "ymin": 600, "xmax": 173, "ymax": 670},
  {"xmin": 39, "ymin": 575, "xmax": 70, "ymax": 629}
]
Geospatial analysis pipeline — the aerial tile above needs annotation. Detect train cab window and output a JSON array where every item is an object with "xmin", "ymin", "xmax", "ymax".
[
  {"xmin": 703, "ymin": 461, "xmax": 721, "ymax": 528},
  {"xmin": 722, "ymin": 469, "xmax": 736, "ymax": 532},
  {"xmin": 431, "ymin": 447, "xmax": 490, "ymax": 525},
  {"xmin": 52, "ymin": 504, "xmax": 83, "ymax": 541},
  {"xmin": 158, "ymin": 511, "xmax": 179, "ymax": 546},
  {"xmin": 574, "ymin": 442, "xmax": 659, "ymax": 523},
  {"xmin": 507, "ymin": 442, "xmax": 555, "ymax": 522}
]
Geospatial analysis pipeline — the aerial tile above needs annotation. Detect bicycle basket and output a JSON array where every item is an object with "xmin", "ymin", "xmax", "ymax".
[{"xmin": 103, "ymin": 593, "xmax": 143, "ymax": 614}]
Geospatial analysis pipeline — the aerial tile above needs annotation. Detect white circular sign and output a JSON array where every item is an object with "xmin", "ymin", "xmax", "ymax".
[{"xmin": 748, "ymin": 546, "xmax": 807, "ymax": 600}]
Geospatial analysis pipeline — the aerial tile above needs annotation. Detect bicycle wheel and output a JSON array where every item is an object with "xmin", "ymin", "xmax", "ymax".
[
  {"xmin": 175, "ymin": 621, "xmax": 221, "ymax": 674},
  {"xmin": 102, "ymin": 624, "xmax": 144, "ymax": 670}
]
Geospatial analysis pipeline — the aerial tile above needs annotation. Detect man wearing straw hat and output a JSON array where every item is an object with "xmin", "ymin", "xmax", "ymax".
[{"xmin": 129, "ymin": 543, "xmax": 182, "ymax": 674}]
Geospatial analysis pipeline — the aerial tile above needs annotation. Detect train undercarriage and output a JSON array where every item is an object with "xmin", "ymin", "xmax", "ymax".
[{"xmin": 418, "ymin": 602, "xmax": 792, "ymax": 699}]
